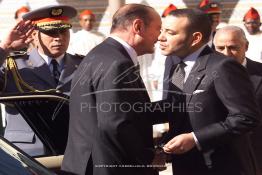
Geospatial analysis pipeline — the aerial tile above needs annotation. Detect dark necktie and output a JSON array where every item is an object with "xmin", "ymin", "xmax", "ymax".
[
  {"xmin": 50, "ymin": 59, "xmax": 60, "ymax": 84},
  {"xmin": 171, "ymin": 61, "xmax": 186, "ymax": 90}
]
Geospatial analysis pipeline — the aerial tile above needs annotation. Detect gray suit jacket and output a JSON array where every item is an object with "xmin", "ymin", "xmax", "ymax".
[{"xmin": 0, "ymin": 48, "xmax": 82, "ymax": 156}]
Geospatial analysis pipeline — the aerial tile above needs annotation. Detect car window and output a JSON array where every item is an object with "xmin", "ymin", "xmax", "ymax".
[{"xmin": 0, "ymin": 136, "xmax": 55, "ymax": 175}]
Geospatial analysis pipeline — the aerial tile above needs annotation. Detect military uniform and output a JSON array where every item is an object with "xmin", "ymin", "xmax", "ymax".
[
  {"xmin": 0, "ymin": 5, "xmax": 81, "ymax": 156},
  {"xmin": 0, "ymin": 49, "xmax": 81, "ymax": 156},
  {"xmin": 243, "ymin": 7, "xmax": 262, "ymax": 63}
]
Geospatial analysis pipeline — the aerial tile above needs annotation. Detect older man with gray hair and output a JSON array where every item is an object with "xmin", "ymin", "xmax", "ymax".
[{"xmin": 214, "ymin": 25, "xmax": 262, "ymax": 175}]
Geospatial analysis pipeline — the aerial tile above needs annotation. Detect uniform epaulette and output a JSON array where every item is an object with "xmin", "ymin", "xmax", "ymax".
[
  {"xmin": 9, "ymin": 51, "xmax": 28, "ymax": 59},
  {"xmin": 74, "ymin": 53, "xmax": 85, "ymax": 59}
]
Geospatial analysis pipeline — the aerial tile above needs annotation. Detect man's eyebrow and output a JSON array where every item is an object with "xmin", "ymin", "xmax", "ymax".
[{"xmin": 162, "ymin": 28, "xmax": 175, "ymax": 33}]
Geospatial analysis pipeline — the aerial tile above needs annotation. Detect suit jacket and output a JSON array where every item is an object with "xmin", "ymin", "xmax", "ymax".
[
  {"xmin": 62, "ymin": 38, "xmax": 162, "ymax": 175},
  {"xmin": 0, "ymin": 48, "xmax": 82, "ymax": 156},
  {"xmin": 163, "ymin": 55, "xmax": 174, "ymax": 100},
  {"xmin": 246, "ymin": 58, "xmax": 262, "ymax": 173},
  {"xmin": 164, "ymin": 47, "xmax": 260, "ymax": 175}
]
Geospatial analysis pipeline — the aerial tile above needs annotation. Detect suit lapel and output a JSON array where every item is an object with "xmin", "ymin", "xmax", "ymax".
[
  {"xmin": 183, "ymin": 47, "xmax": 212, "ymax": 104},
  {"xmin": 250, "ymin": 75, "xmax": 262, "ymax": 92},
  {"xmin": 246, "ymin": 58, "xmax": 262, "ymax": 92},
  {"xmin": 57, "ymin": 54, "xmax": 79, "ymax": 89},
  {"xmin": 163, "ymin": 56, "xmax": 177, "ymax": 99},
  {"xmin": 27, "ymin": 49, "xmax": 56, "ymax": 87}
]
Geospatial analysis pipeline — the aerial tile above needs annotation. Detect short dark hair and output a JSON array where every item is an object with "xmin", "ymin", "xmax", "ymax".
[
  {"xmin": 168, "ymin": 8, "xmax": 212, "ymax": 43},
  {"xmin": 110, "ymin": 4, "xmax": 153, "ymax": 33}
]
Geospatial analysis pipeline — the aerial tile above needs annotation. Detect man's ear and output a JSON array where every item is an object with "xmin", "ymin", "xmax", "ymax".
[
  {"xmin": 191, "ymin": 32, "xmax": 203, "ymax": 47},
  {"xmin": 246, "ymin": 40, "xmax": 249, "ymax": 52},
  {"xmin": 32, "ymin": 30, "xmax": 38, "ymax": 41},
  {"xmin": 132, "ymin": 19, "xmax": 144, "ymax": 34}
]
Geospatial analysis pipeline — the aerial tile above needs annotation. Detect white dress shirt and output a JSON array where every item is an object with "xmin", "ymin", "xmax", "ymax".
[
  {"xmin": 109, "ymin": 35, "xmax": 138, "ymax": 66},
  {"xmin": 38, "ymin": 51, "xmax": 64, "ymax": 72}
]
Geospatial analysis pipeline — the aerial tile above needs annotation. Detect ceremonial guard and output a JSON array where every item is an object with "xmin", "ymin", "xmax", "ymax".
[{"xmin": 0, "ymin": 5, "xmax": 82, "ymax": 156}]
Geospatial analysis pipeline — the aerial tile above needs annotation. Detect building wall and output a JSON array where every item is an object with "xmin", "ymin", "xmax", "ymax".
[{"xmin": 0, "ymin": 0, "xmax": 261, "ymax": 39}]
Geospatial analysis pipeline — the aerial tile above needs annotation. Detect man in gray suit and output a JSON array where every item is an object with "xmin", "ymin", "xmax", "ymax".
[{"xmin": 0, "ymin": 5, "xmax": 82, "ymax": 156}]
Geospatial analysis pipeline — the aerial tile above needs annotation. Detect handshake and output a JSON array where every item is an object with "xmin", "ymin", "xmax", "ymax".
[
  {"xmin": 151, "ymin": 132, "xmax": 197, "ymax": 171},
  {"xmin": 151, "ymin": 145, "xmax": 170, "ymax": 172}
]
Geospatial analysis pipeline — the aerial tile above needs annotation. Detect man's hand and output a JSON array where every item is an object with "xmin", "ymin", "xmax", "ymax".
[
  {"xmin": 151, "ymin": 147, "xmax": 167, "ymax": 171},
  {"xmin": 0, "ymin": 20, "xmax": 34, "ymax": 52},
  {"xmin": 163, "ymin": 133, "xmax": 196, "ymax": 154}
]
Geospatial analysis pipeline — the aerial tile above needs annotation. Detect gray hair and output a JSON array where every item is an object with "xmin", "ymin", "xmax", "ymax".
[{"xmin": 216, "ymin": 25, "xmax": 248, "ymax": 42}]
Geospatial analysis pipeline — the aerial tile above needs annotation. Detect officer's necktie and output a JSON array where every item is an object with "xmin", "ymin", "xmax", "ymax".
[
  {"xmin": 50, "ymin": 59, "xmax": 60, "ymax": 84},
  {"xmin": 171, "ymin": 61, "xmax": 186, "ymax": 90}
]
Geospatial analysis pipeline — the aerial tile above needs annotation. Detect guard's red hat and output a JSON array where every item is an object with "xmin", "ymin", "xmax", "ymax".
[
  {"xmin": 79, "ymin": 10, "xmax": 95, "ymax": 19},
  {"xmin": 243, "ymin": 7, "xmax": 260, "ymax": 21},
  {"xmin": 199, "ymin": 0, "xmax": 209, "ymax": 8},
  {"xmin": 162, "ymin": 4, "xmax": 177, "ymax": 17},
  {"xmin": 198, "ymin": 0, "xmax": 221, "ymax": 14},
  {"xmin": 15, "ymin": 6, "xmax": 30, "ymax": 19}
]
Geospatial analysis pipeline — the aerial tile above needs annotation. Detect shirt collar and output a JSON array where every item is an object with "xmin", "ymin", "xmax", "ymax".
[
  {"xmin": 170, "ymin": 44, "xmax": 207, "ymax": 66},
  {"xmin": 183, "ymin": 45, "xmax": 207, "ymax": 67},
  {"xmin": 242, "ymin": 57, "xmax": 247, "ymax": 67},
  {"xmin": 38, "ymin": 50, "xmax": 65, "ymax": 66},
  {"xmin": 109, "ymin": 35, "xmax": 138, "ymax": 66}
]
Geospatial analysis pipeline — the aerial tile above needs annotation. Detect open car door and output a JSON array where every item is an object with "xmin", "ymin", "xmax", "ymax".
[
  {"xmin": 0, "ymin": 92, "xmax": 69, "ymax": 155},
  {"xmin": 0, "ymin": 136, "xmax": 55, "ymax": 175},
  {"xmin": 0, "ymin": 92, "xmax": 70, "ymax": 169}
]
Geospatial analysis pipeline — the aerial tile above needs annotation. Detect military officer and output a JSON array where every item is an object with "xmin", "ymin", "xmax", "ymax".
[{"xmin": 0, "ymin": 5, "xmax": 82, "ymax": 156}]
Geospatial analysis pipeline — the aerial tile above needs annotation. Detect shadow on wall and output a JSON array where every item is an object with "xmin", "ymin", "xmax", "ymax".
[
  {"xmin": 56, "ymin": 0, "xmax": 108, "ymax": 32},
  {"xmin": 182, "ymin": 0, "xmax": 240, "ymax": 23}
]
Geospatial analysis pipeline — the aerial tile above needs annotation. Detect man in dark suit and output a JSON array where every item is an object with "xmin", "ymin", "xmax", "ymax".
[
  {"xmin": 62, "ymin": 4, "xmax": 166, "ymax": 175},
  {"xmin": 159, "ymin": 9, "xmax": 260, "ymax": 175},
  {"xmin": 0, "ymin": 5, "xmax": 82, "ymax": 156},
  {"xmin": 214, "ymin": 25, "xmax": 262, "ymax": 175}
]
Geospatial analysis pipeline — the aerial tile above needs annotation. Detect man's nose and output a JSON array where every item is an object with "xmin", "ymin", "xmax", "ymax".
[
  {"xmin": 158, "ymin": 32, "xmax": 165, "ymax": 41},
  {"xmin": 223, "ymin": 47, "xmax": 232, "ymax": 57}
]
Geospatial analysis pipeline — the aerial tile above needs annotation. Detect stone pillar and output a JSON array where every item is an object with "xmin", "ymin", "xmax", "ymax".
[{"xmin": 108, "ymin": 0, "xmax": 125, "ymax": 18}]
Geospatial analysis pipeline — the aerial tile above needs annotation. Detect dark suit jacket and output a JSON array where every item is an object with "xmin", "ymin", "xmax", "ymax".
[
  {"xmin": 0, "ymin": 48, "xmax": 82, "ymax": 156},
  {"xmin": 246, "ymin": 58, "xmax": 262, "ymax": 173},
  {"xmin": 62, "ymin": 38, "xmax": 163, "ymax": 175},
  {"xmin": 164, "ymin": 47, "xmax": 260, "ymax": 175}
]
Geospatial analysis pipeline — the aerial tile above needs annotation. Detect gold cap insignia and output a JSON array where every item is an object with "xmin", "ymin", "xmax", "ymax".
[
  {"xmin": 210, "ymin": 3, "xmax": 218, "ymax": 8},
  {"xmin": 51, "ymin": 8, "xmax": 63, "ymax": 16}
]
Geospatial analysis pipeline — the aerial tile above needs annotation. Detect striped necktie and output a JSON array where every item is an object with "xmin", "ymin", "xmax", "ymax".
[{"xmin": 171, "ymin": 61, "xmax": 186, "ymax": 90}]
